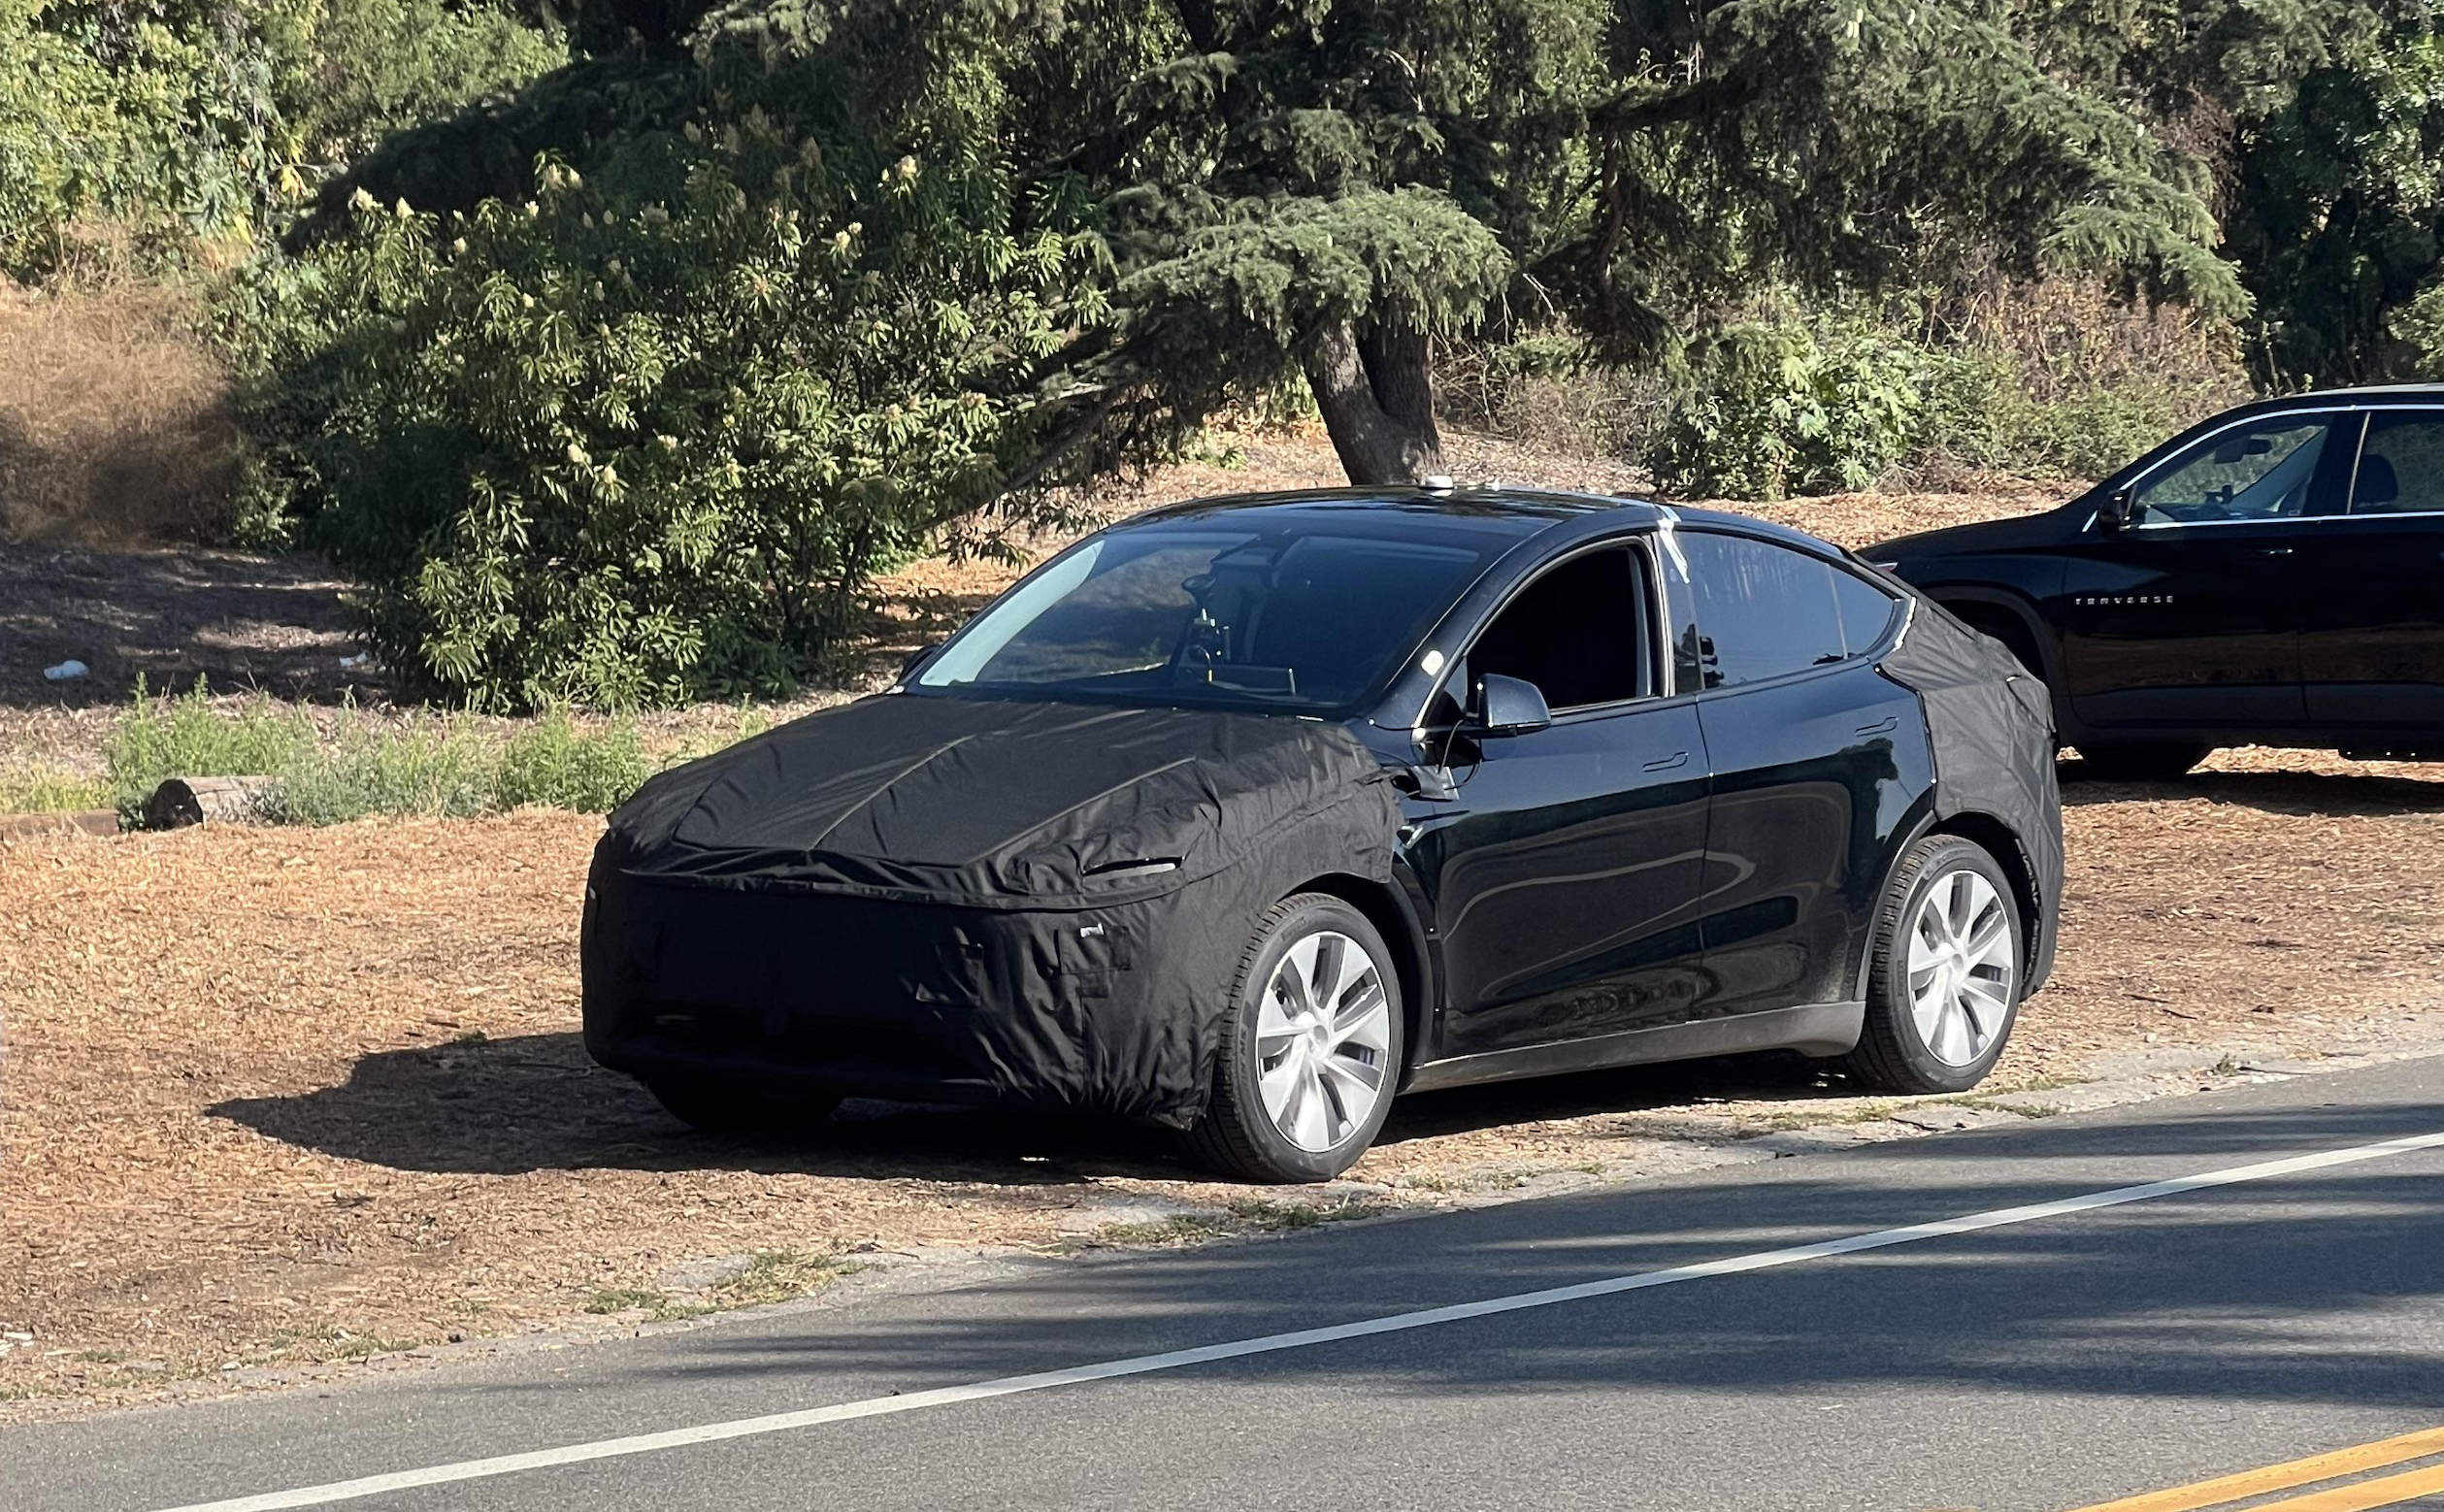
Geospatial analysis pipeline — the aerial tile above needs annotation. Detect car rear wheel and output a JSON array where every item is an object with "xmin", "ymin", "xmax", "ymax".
[
  {"xmin": 1188, "ymin": 894, "xmax": 1403, "ymax": 1184},
  {"xmin": 2073, "ymin": 742, "xmax": 2212, "ymax": 780},
  {"xmin": 645, "ymin": 1074, "xmax": 842, "ymax": 1137},
  {"xmin": 1843, "ymin": 836, "xmax": 2023, "ymax": 1096}
]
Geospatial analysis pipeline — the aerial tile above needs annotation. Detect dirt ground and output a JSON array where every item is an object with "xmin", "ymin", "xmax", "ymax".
[{"xmin": 6, "ymin": 429, "xmax": 2440, "ymax": 1415}]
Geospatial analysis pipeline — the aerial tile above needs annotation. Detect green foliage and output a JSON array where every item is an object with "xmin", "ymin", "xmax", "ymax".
[
  {"xmin": 0, "ymin": 764, "xmax": 114, "ymax": 815},
  {"xmin": 1650, "ymin": 316, "xmax": 1926, "ymax": 499},
  {"xmin": 104, "ymin": 678, "xmax": 317, "ymax": 813},
  {"xmin": 0, "ymin": 0, "xmax": 559, "ymax": 279},
  {"xmin": 100, "ymin": 679, "xmax": 667, "ymax": 823},
  {"xmin": 240, "ymin": 9, "xmax": 1113, "ymax": 708},
  {"xmin": 495, "ymin": 710, "xmax": 653, "ymax": 811}
]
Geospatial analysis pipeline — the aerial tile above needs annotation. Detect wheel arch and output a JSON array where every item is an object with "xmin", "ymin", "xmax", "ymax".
[
  {"xmin": 1283, "ymin": 872, "xmax": 1436, "ymax": 1082},
  {"xmin": 1931, "ymin": 588, "xmax": 2058, "ymax": 686},
  {"xmin": 1923, "ymin": 811, "xmax": 2046, "ymax": 1001}
]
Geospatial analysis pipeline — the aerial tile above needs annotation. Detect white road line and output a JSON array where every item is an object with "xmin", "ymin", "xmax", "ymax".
[{"xmin": 152, "ymin": 1128, "xmax": 2444, "ymax": 1512}]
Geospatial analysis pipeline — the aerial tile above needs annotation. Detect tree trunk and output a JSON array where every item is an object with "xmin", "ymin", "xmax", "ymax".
[{"xmin": 1303, "ymin": 320, "xmax": 1445, "ymax": 484}]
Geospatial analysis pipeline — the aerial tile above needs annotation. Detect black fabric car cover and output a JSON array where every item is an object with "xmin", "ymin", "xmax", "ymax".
[
  {"xmin": 1877, "ymin": 601, "xmax": 2065, "ymax": 993},
  {"xmin": 584, "ymin": 697, "xmax": 1404, "ymax": 1125}
]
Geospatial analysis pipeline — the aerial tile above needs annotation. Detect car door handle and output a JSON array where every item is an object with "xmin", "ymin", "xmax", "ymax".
[
  {"xmin": 1855, "ymin": 714, "xmax": 1899, "ymax": 737},
  {"xmin": 1641, "ymin": 750, "xmax": 1690, "ymax": 773}
]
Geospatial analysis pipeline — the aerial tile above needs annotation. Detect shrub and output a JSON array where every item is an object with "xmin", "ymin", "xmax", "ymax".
[
  {"xmin": 105, "ymin": 679, "xmax": 317, "ymax": 815},
  {"xmin": 236, "ymin": 21, "xmax": 1111, "ymax": 710},
  {"xmin": 1438, "ymin": 331, "xmax": 1665, "ymax": 461},
  {"xmin": 255, "ymin": 717, "xmax": 496, "ymax": 825},
  {"xmin": 1649, "ymin": 316, "xmax": 1925, "ymax": 500},
  {"xmin": 496, "ymin": 711, "xmax": 653, "ymax": 813}
]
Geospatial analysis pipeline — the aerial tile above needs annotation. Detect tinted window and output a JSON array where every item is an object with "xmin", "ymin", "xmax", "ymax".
[
  {"xmin": 1466, "ymin": 548, "xmax": 1649, "ymax": 711},
  {"xmin": 1833, "ymin": 569, "xmax": 1900, "ymax": 654},
  {"xmin": 1681, "ymin": 533, "xmax": 1848, "ymax": 689},
  {"xmin": 2351, "ymin": 412, "xmax": 2444, "ymax": 515},
  {"xmin": 915, "ymin": 527, "xmax": 1499, "ymax": 713},
  {"xmin": 2133, "ymin": 414, "xmax": 2330, "ymax": 525}
]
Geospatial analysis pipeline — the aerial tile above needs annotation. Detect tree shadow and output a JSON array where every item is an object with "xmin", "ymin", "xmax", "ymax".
[
  {"xmin": 207, "ymin": 1032, "xmax": 1853, "ymax": 1182},
  {"xmin": 0, "ymin": 540, "xmax": 381, "ymax": 709},
  {"xmin": 2061, "ymin": 759, "xmax": 2444, "ymax": 817}
]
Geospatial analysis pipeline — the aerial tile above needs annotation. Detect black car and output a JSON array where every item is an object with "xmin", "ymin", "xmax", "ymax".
[
  {"xmin": 583, "ymin": 488, "xmax": 2062, "ymax": 1182},
  {"xmin": 1870, "ymin": 386, "xmax": 2444, "ymax": 777}
]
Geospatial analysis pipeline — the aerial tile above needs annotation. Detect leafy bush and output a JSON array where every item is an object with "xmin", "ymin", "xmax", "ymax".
[
  {"xmin": 0, "ymin": 0, "xmax": 559, "ymax": 282},
  {"xmin": 1649, "ymin": 317, "xmax": 1926, "ymax": 500},
  {"xmin": 256, "ymin": 716, "xmax": 497, "ymax": 824},
  {"xmin": 238, "ymin": 18, "xmax": 1109, "ymax": 708}
]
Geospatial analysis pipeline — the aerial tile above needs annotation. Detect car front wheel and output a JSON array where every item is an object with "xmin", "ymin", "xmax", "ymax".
[
  {"xmin": 1844, "ymin": 836, "xmax": 2023, "ymax": 1096},
  {"xmin": 1188, "ymin": 894, "xmax": 1404, "ymax": 1183}
]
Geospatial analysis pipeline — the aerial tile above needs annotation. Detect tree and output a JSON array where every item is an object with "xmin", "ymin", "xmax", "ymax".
[
  {"xmin": 1007, "ymin": 0, "xmax": 2242, "ymax": 482},
  {"xmin": 2015, "ymin": 0, "xmax": 2444, "ymax": 385}
]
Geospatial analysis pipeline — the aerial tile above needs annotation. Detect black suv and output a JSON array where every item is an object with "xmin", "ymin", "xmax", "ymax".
[{"xmin": 1870, "ymin": 387, "xmax": 2444, "ymax": 776}]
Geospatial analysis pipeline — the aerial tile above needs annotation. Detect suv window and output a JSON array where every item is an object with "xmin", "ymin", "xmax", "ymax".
[
  {"xmin": 2133, "ymin": 414, "xmax": 2331, "ymax": 525},
  {"xmin": 1681, "ymin": 532, "xmax": 1857, "ymax": 689},
  {"xmin": 1465, "ymin": 547, "xmax": 1650, "ymax": 711},
  {"xmin": 2351, "ymin": 411, "xmax": 2444, "ymax": 515}
]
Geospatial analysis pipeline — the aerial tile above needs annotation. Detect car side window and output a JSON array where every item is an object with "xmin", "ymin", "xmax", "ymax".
[
  {"xmin": 2132, "ymin": 414, "xmax": 2331, "ymax": 526},
  {"xmin": 2351, "ymin": 411, "xmax": 2444, "ymax": 515},
  {"xmin": 1679, "ymin": 533, "xmax": 1851, "ymax": 689},
  {"xmin": 1464, "ymin": 547, "xmax": 1651, "ymax": 712},
  {"xmin": 1833, "ymin": 568, "xmax": 1900, "ymax": 655}
]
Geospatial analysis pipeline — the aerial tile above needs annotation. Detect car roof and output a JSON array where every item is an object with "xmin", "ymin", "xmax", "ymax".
[{"xmin": 1120, "ymin": 485, "xmax": 1669, "ymax": 542}]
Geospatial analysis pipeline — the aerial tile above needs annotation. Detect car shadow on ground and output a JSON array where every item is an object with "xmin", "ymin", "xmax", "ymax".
[
  {"xmin": 2060, "ymin": 760, "xmax": 2444, "ymax": 816},
  {"xmin": 207, "ymin": 1030, "xmax": 1854, "ymax": 1184}
]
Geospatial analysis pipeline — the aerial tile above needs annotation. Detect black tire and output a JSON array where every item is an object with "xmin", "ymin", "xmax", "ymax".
[
  {"xmin": 644, "ymin": 1074, "xmax": 842, "ymax": 1136},
  {"xmin": 1842, "ymin": 836, "xmax": 2024, "ymax": 1096},
  {"xmin": 1187, "ymin": 894, "xmax": 1404, "ymax": 1184},
  {"xmin": 2072, "ymin": 742, "xmax": 2212, "ymax": 781}
]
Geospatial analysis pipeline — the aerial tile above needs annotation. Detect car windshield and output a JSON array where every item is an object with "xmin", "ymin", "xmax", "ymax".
[{"xmin": 912, "ymin": 524, "xmax": 1502, "ymax": 714}]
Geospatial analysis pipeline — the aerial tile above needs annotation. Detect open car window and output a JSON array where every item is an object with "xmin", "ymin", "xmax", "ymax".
[
  {"xmin": 1459, "ymin": 546, "xmax": 1654, "ymax": 713},
  {"xmin": 2133, "ymin": 414, "xmax": 2331, "ymax": 525},
  {"xmin": 913, "ymin": 527, "xmax": 1500, "ymax": 715}
]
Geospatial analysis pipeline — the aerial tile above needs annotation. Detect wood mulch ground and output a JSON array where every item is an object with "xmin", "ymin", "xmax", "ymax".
[{"xmin": 6, "ymin": 427, "xmax": 2440, "ymax": 1414}]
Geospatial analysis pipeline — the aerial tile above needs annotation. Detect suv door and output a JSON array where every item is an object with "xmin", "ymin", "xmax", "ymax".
[
  {"xmin": 2302, "ymin": 409, "xmax": 2444, "ymax": 735},
  {"xmin": 1674, "ymin": 531, "xmax": 1929, "ymax": 1016},
  {"xmin": 2058, "ymin": 410, "xmax": 2342, "ymax": 733},
  {"xmin": 1404, "ymin": 543, "xmax": 1713, "ymax": 1060}
]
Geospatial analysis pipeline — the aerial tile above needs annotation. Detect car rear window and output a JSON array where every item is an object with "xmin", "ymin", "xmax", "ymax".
[{"xmin": 1681, "ymin": 532, "xmax": 1867, "ymax": 689}]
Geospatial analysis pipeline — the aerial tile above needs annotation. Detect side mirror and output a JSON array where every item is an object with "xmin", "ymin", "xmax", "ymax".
[
  {"xmin": 2098, "ymin": 487, "xmax": 2135, "ymax": 535},
  {"xmin": 1469, "ymin": 674, "xmax": 1553, "ymax": 738}
]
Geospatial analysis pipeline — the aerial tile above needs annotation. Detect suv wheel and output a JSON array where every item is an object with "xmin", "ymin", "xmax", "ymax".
[
  {"xmin": 1188, "ymin": 894, "xmax": 1403, "ymax": 1183},
  {"xmin": 1844, "ymin": 836, "xmax": 2023, "ymax": 1096},
  {"xmin": 645, "ymin": 1074, "xmax": 842, "ymax": 1136},
  {"xmin": 2074, "ymin": 742, "xmax": 2212, "ymax": 780}
]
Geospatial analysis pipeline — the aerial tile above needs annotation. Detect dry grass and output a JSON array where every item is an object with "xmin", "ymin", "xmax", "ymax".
[
  {"xmin": 3, "ymin": 745, "xmax": 2440, "ymax": 1412},
  {"xmin": 0, "ymin": 277, "xmax": 238, "ymax": 545},
  {"xmin": 5, "ymin": 432, "xmax": 2440, "ymax": 1417}
]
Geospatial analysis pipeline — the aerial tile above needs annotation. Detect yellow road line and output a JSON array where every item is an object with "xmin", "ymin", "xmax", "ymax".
[
  {"xmin": 2064, "ymin": 1426, "xmax": 2444, "ymax": 1512},
  {"xmin": 2250, "ymin": 1461, "xmax": 2444, "ymax": 1511}
]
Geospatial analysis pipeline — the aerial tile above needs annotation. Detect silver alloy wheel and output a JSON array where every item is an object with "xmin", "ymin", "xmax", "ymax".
[
  {"xmin": 1905, "ymin": 868, "xmax": 2018, "ymax": 1068},
  {"xmin": 1255, "ymin": 929, "xmax": 1393, "ymax": 1153}
]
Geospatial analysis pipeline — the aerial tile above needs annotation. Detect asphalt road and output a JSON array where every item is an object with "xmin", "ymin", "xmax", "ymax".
[{"xmin": 13, "ymin": 1057, "xmax": 2444, "ymax": 1512}]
